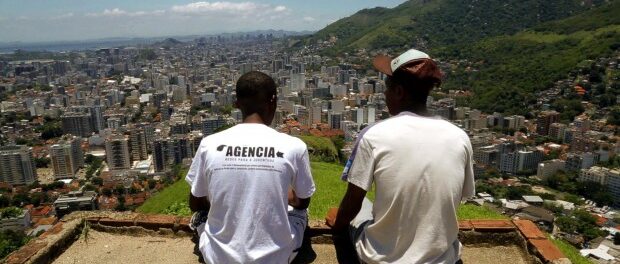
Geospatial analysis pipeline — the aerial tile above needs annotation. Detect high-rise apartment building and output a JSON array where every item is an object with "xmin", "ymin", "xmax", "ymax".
[
  {"xmin": 105, "ymin": 135, "xmax": 131, "ymax": 171},
  {"xmin": 129, "ymin": 128, "xmax": 148, "ymax": 162},
  {"xmin": 0, "ymin": 146, "xmax": 36, "ymax": 185},
  {"xmin": 61, "ymin": 112, "xmax": 94, "ymax": 137},
  {"xmin": 50, "ymin": 135, "xmax": 83, "ymax": 179},
  {"xmin": 536, "ymin": 110, "xmax": 560, "ymax": 136}
]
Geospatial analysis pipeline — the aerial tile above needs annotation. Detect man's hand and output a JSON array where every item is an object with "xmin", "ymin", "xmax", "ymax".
[
  {"xmin": 189, "ymin": 193, "xmax": 210, "ymax": 213},
  {"xmin": 331, "ymin": 183, "xmax": 366, "ymax": 231},
  {"xmin": 325, "ymin": 207, "xmax": 339, "ymax": 227},
  {"xmin": 288, "ymin": 188, "xmax": 311, "ymax": 210}
]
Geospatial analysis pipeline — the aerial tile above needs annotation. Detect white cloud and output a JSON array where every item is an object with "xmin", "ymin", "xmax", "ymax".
[
  {"xmin": 303, "ymin": 16, "xmax": 315, "ymax": 22},
  {"xmin": 171, "ymin": 2, "xmax": 290, "ymax": 16},
  {"xmin": 172, "ymin": 2, "xmax": 258, "ymax": 13},
  {"xmin": 52, "ymin": 13, "xmax": 74, "ymax": 20},
  {"xmin": 86, "ymin": 8, "xmax": 165, "ymax": 17}
]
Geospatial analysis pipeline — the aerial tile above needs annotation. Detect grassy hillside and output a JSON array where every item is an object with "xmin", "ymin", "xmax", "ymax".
[
  {"xmin": 137, "ymin": 161, "xmax": 503, "ymax": 220},
  {"xmin": 437, "ymin": 1, "xmax": 620, "ymax": 114},
  {"xmin": 136, "ymin": 176, "xmax": 190, "ymax": 215},
  {"xmin": 297, "ymin": 135, "xmax": 339, "ymax": 163},
  {"xmin": 303, "ymin": 0, "xmax": 619, "ymax": 115},
  {"xmin": 308, "ymin": 0, "xmax": 603, "ymax": 52}
]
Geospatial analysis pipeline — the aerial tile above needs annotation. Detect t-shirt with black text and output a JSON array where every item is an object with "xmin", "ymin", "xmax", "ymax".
[{"xmin": 186, "ymin": 123, "xmax": 315, "ymax": 264}]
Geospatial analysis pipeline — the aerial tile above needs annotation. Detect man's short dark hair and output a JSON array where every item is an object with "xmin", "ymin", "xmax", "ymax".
[
  {"xmin": 386, "ymin": 70, "xmax": 440, "ymax": 104},
  {"xmin": 236, "ymin": 71, "xmax": 277, "ymax": 116}
]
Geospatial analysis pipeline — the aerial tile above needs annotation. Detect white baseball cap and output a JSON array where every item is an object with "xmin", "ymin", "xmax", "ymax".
[{"xmin": 373, "ymin": 49, "xmax": 432, "ymax": 76}]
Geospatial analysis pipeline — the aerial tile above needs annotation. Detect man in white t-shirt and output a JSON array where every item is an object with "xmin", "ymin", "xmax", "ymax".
[
  {"xmin": 186, "ymin": 71, "xmax": 316, "ymax": 263},
  {"xmin": 327, "ymin": 49, "xmax": 475, "ymax": 264}
]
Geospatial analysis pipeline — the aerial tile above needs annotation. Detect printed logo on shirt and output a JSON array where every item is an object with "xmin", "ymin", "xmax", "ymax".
[{"xmin": 217, "ymin": 145, "xmax": 284, "ymax": 158}]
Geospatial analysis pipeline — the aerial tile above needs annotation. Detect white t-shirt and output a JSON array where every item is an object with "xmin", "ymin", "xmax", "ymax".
[
  {"xmin": 186, "ymin": 123, "xmax": 316, "ymax": 264},
  {"xmin": 344, "ymin": 111, "xmax": 475, "ymax": 263}
]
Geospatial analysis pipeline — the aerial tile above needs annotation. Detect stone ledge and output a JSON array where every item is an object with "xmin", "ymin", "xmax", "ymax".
[
  {"xmin": 529, "ymin": 238, "xmax": 566, "ymax": 263},
  {"xmin": 469, "ymin": 220, "xmax": 516, "ymax": 232},
  {"xmin": 3, "ymin": 211, "xmax": 571, "ymax": 264},
  {"xmin": 513, "ymin": 219, "xmax": 547, "ymax": 240}
]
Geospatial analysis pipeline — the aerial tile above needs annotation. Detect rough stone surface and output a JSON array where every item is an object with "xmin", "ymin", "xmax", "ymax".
[
  {"xmin": 461, "ymin": 245, "xmax": 534, "ymax": 264},
  {"xmin": 459, "ymin": 220, "xmax": 473, "ymax": 231},
  {"xmin": 514, "ymin": 220, "xmax": 546, "ymax": 240},
  {"xmin": 470, "ymin": 220, "xmax": 516, "ymax": 231},
  {"xmin": 52, "ymin": 230, "xmax": 199, "ymax": 264},
  {"xmin": 4, "ymin": 211, "xmax": 565, "ymax": 264},
  {"xmin": 5, "ymin": 241, "xmax": 48, "ymax": 264},
  {"xmin": 530, "ymin": 239, "xmax": 566, "ymax": 262}
]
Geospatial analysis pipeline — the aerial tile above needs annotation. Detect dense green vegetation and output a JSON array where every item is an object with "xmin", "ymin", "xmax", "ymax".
[
  {"xmin": 136, "ymin": 175, "xmax": 190, "ymax": 215},
  {"xmin": 0, "ymin": 207, "xmax": 23, "ymax": 219},
  {"xmin": 0, "ymin": 50, "xmax": 77, "ymax": 61},
  {"xmin": 297, "ymin": 136, "xmax": 340, "ymax": 163},
  {"xmin": 438, "ymin": 23, "xmax": 620, "ymax": 114},
  {"xmin": 307, "ymin": 0, "xmax": 604, "ymax": 51},
  {"xmin": 304, "ymin": 0, "xmax": 620, "ymax": 116},
  {"xmin": 556, "ymin": 210, "xmax": 608, "ymax": 240},
  {"xmin": 0, "ymin": 230, "xmax": 30, "ymax": 260}
]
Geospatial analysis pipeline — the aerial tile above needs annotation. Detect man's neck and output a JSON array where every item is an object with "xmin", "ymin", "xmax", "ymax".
[
  {"xmin": 242, "ymin": 113, "xmax": 267, "ymax": 125},
  {"xmin": 401, "ymin": 104, "xmax": 429, "ymax": 117}
]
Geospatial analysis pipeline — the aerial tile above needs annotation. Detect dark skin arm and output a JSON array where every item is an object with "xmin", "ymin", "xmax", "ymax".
[
  {"xmin": 189, "ymin": 193, "xmax": 210, "ymax": 212},
  {"xmin": 326, "ymin": 183, "xmax": 367, "ymax": 232},
  {"xmin": 288, "ymin": 188, "xmax": 311, "ymax": 210}
]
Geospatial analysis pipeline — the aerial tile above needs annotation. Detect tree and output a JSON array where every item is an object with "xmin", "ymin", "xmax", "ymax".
[
  {"xmin": 115, "ymin": 198, "xmax": 126, "ymax": 211},
  {"xmin": 608, "ymin": 107, "xmax": 620, "ymax": 126},
  {"xmin": 147, "ymin": 179, "xmax": 157, "ymax": 190},
  {"xmin": 10, "ymin": 193, "xmax": 30, "ymax": 207},
  {"xmin": 0, "ymin": 196, "xmax": 10, "ymax": 208},
  {"xmin": 507, "ymin": 186, "xmax": 532, "ymax": 200},
  {"xmin": 114, "ymin": 185, "xmax": 126, "ymax": 196},
  {"xmin": 34, "ymin": 157, "xmax": 50, "ymax": 168},
  {"xmin": 90, "ymin": 177, "xmax": 103, "ymax": 186},
  {"xmin": 38, "ymin": 123, "xmax": 63, "ymax": 140},
  {"xmin": 102, "ymin": 188, "xmax": 112, "ymax": 197}
]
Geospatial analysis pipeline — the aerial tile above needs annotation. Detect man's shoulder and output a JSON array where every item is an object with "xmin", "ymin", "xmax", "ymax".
[
  {"xmin": 363, "ymin": 114, "xmax": 469, "ymax": 140},
  {"xmin": 275, "ymin": 133, "xmax": 308, "ymax": 151}
]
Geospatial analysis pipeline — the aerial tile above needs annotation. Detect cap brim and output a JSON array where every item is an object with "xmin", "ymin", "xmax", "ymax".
[{"xmin": 373, "ymin": 55, "xmax": 393, "ymax": 76}]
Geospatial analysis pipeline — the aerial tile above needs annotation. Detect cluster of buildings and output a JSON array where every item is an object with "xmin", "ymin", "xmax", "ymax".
[{"xmin": 0, "ymin": 34, "xmax": 618, "ymax": 248}]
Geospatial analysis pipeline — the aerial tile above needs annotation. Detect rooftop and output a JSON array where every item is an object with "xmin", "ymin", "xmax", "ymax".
[{"xmin": 4, "ymin": 211, "xmax": 570, "ymax": 264}]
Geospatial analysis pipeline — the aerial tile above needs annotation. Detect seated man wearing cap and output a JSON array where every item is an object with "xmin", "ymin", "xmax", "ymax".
[
  {"xmin": 327, "ymin": 49, "xmax": 475, "ymax": 264},
  {"xmin": 186, "ymin": 71, "xmax": 316, "ymax": 263}
]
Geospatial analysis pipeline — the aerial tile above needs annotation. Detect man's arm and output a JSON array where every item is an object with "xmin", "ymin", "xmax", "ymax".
[
  {"xmin": 288, "ymin": 188, "xmax": 311, "ymax": 210},
  {"xmin": 326, "ymin": 183, "xmax": 367, "ymax": 231},
  {"xmin": 189, "ymin": 193, "xmax": 210, "ymax": 212}
]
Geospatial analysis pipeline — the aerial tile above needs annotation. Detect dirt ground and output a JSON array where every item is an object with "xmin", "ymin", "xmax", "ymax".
[
  {"xmin": 52, "ymin": 231, "xmax": 200, "ymax": 264},
  {"xmin": 52, "ymin": 230, "xmax": 532, "ymax": 264}
]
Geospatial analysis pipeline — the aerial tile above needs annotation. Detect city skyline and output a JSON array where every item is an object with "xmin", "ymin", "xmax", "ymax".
[{"xmin": 0, "ymin": 0, "xmax": 404, "ymax": 43}]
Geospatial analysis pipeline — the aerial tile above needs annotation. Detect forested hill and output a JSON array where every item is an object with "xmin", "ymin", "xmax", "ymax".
[
  {"xmin": 307, "ymin": 0, "xmax": 607, "ymax": 52},
  {"xmin": 302, "ymin": 0, "xmax": 620, "ymax": 116},
  {"xmin": 435, "ymin": 1, "xmax": 620, "ymax": 115}
]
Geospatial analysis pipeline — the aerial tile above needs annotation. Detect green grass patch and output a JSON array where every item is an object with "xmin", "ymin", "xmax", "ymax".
[
  {"xmin": 136, "ymin": 178, "xmax": 190, "ymax": 215},
  {"xmin": 307, "ymin": 162, "xmax": 347, "ymax": 219},
  {"xmin": 549, "ymin": 236, "xmax": 593, "ymax": 264},
  {"xmin": 137, "ymin": 162, "xmax": 506, "ymax": 221},
  {"xmin": 456, "ymin": 204, "xmax": 507, "ymax": 220}
]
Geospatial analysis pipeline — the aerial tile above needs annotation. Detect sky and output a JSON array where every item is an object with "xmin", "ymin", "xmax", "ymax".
[{"xmin": 0, "ymin": 0, "xmax": 405, "ymax": 43}]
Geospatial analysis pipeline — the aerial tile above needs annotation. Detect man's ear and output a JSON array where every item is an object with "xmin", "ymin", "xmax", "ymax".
[{"xmin": 394, "ymin": 84, "xmax": 407, "ymax": 101}]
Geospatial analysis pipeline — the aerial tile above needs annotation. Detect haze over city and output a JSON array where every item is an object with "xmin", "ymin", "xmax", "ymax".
[{"xmin": 0, "ymin": 0, "xmax": 403, "ymax": 43}]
